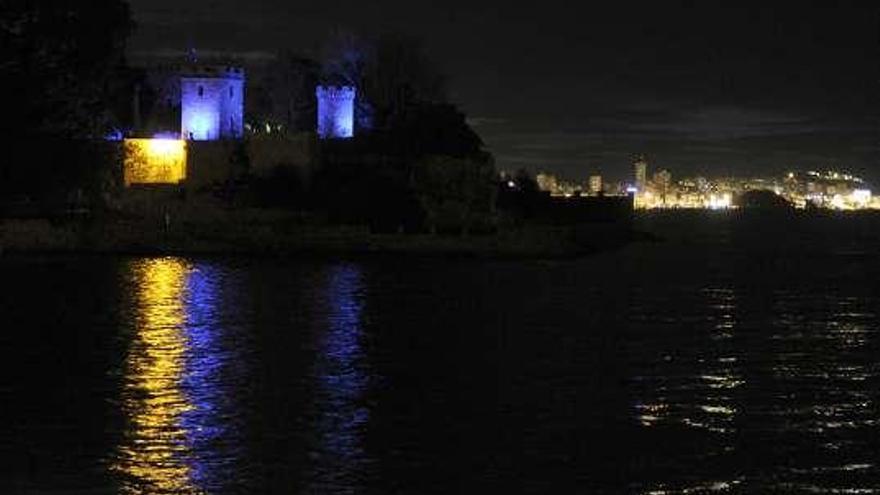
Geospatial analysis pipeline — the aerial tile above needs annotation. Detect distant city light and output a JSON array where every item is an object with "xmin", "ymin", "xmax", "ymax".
[
  {"xmin": 707, "ymin": 193, "xmax": 732, "ymax": 210},
  {"xmin": 852, "ymin": 189, "xmax": 871, "ymax": 205},
  {"xmin": 528, "ymin": 166, "xmax": 877, "ymax": 211}
]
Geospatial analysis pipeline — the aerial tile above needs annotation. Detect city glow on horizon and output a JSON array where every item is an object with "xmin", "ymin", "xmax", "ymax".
[
  {"xmin": 707, "ymin": 193, "xmax": 732, "ymax": 210},
  {"xmin": 623, "ymin": 166, "xmax": 879, "ymax": 211}
]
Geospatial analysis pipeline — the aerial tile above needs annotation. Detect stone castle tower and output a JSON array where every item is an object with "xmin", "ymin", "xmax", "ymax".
[
  {"xmin": 180, "ymin": 65, "xmax": 245, "ymax": 141},
  {"xmin": 316, "ymin": 86, "xmax": 356, "ymax": 139}
]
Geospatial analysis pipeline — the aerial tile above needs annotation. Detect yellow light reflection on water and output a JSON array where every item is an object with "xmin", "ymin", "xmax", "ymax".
[{"xmin": 112, "ymin": 258, "xmax": 198, "ymax": 494}]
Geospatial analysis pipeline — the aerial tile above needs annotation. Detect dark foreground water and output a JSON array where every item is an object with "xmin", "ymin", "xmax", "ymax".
[{"xmin": 2, "ymin": 212, "xmax": 880, "ymax": 494}]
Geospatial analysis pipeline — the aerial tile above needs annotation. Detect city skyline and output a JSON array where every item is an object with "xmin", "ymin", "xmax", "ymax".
[
  {"xmin": 126, "ymin": 1, "xmax": 880, "ymax": 181},
  {"xmin": 532, "ymin": 163, "xmax": 877, "ymax": 210}
]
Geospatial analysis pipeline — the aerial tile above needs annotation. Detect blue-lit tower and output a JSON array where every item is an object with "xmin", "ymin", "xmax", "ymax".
[
  {"xmin": 181, "ymin": 66, "xmax": 245, "ymax": 141},
  {"xmin": 316, "ymin": 86, "xmax": 356, "ymax": 139}
]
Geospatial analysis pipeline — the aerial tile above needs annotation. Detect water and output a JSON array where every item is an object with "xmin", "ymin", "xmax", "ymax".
[{"xmin": 2, "ymin": 212, "xmax": 880, "ymax": 493}]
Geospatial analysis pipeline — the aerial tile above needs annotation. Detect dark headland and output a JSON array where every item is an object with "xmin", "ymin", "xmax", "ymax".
[{"xmin": 2, "ymin": 9, "xmax": 636, "ymax": 260}]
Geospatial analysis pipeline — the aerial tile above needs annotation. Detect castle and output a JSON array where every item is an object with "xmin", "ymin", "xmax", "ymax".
[
  {"xmin": 180, "ymin": 65, "xmax": 245, "ymax": 141},
  {"xmin": 316, "ymin": 86, "xmax": 356, "ymax": 139},
  {"xmin": 124, "ymin": 60, "xmax": 357, "ymax": 186},
  {"xmin": 176, "ymin": 66, "xmax": 355, "ymax": 141}
]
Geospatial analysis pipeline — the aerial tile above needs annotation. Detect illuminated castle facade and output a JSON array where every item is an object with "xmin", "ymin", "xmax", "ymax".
[
  {"xmin": 180, "ymin": 66, "xmax": 245, "ymax": 141},
  {"xmin": 316, "ymin": 86, "xmax": 355, "ymax": 139}
]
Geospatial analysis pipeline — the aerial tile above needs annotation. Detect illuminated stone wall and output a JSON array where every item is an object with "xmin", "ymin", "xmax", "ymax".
[
  {"xmin": 181, "ymin": 66, "xmax": 245, "ymax": 141},
  {"xmin": 124, "ymin": 139, "xmax": 187, "ymax": 186},
  {"xmin": 122, "ymin": 134, "xmax": 316, "ymax": 189},
  {"xmin": 316, "ymin": 86, "xmax": 355, "ymax": 139},
  {"xmin": 185, "ymin": 135, "xmax": 317, "ymax": 189}
]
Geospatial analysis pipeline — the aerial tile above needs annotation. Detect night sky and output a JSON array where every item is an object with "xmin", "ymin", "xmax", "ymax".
[{"xmin": 127, "ymin": 1, "xmax": 879, "ymax": 183}]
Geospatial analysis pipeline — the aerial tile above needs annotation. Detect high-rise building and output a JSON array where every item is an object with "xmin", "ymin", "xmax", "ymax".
[
  {"xmin": 536, "ymin": 173, "xmax": 558, "ymax": 193},
  {"xmin": 589, "ymin": 175, "xmax": 602, "ymax": 195},
  {"xmin": 633, "ymin": 155, "xmax": 648, "ymax": 191},
  {"xmin": 654, "ymin": 169, "xmax": 672, "ymax": 204}
]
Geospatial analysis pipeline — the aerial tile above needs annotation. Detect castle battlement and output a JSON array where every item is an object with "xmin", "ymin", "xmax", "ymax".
[
  {"xmin": 181, "ymin": 65, "xmax": 245, "ymax": 80},
  {"xmin": 316, "ymin": 86, "xmax": 356, "ymax": 100}
]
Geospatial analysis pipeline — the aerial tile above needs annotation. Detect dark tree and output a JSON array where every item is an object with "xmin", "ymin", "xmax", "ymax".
[
  {"xmin": 389, "ymin": 103, "xmax": 483, "ymax": 158},
  {"xmin": 496, "ymin": 169, "xmax": 544, "ymax": 222},
  {"xmin": 317, "ymin": 30, "xmax": 494, "ymax": 233},
  {"xmin": 735, "ymin": 189, "xmax": 793, "ymax": 209},
  {"xmin": 321, "ymin": 31, "xmax": 446, "ymax": 132},
  {"xmin": 361, "ymin": 33, "xmax": 446, "ymax": 129},
  {"xmin": 413, "ymin": 154, "xmax": 497, "ymax": 234},
  {"xmin": 513, "ymin": 168, "xmax": 540, "ymax": 194},
  {"xmin": 248, "ymin": 52, "xmax": 320, "ymax": 133},
  {"xmin": 1, "ymin": 0, "xmax": 133, "ymax": 138}
]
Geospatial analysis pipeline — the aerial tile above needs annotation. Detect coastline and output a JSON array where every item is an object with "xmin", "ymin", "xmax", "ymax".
[{"xmin": 0, "ymin": 215, "xmax": 644, "ymax": 260}]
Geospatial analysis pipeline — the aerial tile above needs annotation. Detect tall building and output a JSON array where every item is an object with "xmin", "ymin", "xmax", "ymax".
[
  {"xmin": 536, "ymin": 173, "xmax": 558, "ymax": 193},
  {"xmin": 316, "ymin": 86, "xmax": 356, "ymax": 139},
  {"xmin": 589, "ymin": 175, "xmax": 603, "ymax": 195},
  {"xmin": 633, "ymin": 155, "xmax": 648, "ymax": 191},
  {"xmin": 180, "ymin": 65, "xmax": 245, "ymax": 141},
  {"xmin": 654, "ymin": 169, "xmax": 672, "ymax": 204}
]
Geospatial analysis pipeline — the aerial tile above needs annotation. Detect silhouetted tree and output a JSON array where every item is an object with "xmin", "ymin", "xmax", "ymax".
[
  {"xmin": 317, "ymin": 30, "xmax": 496, "ymax": 233},
  {"xmin": 321, "ymin": 30, "xmax": 446, "ymax": 132},
  {"xmin": 248, "ymin": 52, "xmax": 320, "ymax": 133},
  {"xmin": 2, "ymin": 0, "xmax": 133, "ymax": 138},
  {"xmin": 1, "ymin": 1, "xmax": 132, "ymax": 208},
  {"xmin": 496, "ymin": 169, "xmax": 544, "ymax": 221},
  {"xmin": 735, "ymin": 189, "xmax": 793, "ymax": 210},
  {"xmin": 389, "ymin": 103, "xmax": 483, "ymax": 158},
  {"xmin": 413, "ymin": 154, "xmax": 497, "ymax": 234},
  {"xmin": 514, "ymin": 168, "xmax": 540, "ymax": 194},
  {"xmin": 361, "ymin": 33, "xmax": 446, "ymax": 129}
]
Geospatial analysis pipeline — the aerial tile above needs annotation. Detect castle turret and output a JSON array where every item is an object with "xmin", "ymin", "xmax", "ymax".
[
  {"xmin": 316, "ymin": 86, "xmax": 356, "ymax": 139},
  {"xmin": 180, "ymin": 66, "xmax": 245, "ymax": 140}
]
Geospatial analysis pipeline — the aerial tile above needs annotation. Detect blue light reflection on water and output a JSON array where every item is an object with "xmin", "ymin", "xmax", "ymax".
[
  {"xmin": 113, "ymin": 258, "xmax": 245, "ymax": 494},
  {"xmin": 181, "ymin": 263, "xmax": 246, "ymax": 492},
  {"xmin": 307, "ymin": 263, "xmax": 373, "ymax": 492},
  {"xmin": 7, "ymin": 221, "xmax": 880, "ymax": 494}
]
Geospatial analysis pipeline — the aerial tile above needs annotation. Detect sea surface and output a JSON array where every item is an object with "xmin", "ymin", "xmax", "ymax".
[{"xmin": 2, "ymin": 211, "xmax": 880, "ymax": 494}]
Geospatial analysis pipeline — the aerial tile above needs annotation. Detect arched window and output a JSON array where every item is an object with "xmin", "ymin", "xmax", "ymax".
[{"xmin": 198, "ymin": 86, "xmax": 204, "ymax": 97}]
